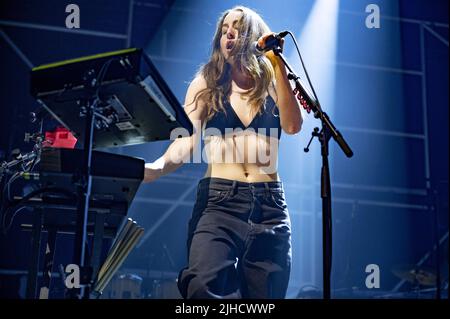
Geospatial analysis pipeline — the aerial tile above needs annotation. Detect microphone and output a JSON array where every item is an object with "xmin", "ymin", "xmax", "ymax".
[{"xmin": 251, "ymin": 31, "xmax": 289, "ymax": 54}]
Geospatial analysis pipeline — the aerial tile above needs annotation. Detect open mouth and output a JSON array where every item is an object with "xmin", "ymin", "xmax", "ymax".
[{"xmin": 226, "ymin": 41, "xmax": 234, "ymax": 50}]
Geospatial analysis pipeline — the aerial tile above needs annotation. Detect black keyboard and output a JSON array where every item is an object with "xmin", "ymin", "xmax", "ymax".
[{"xmin": 39, "ymin": 148, "xmax": 144, "ymax": 209}]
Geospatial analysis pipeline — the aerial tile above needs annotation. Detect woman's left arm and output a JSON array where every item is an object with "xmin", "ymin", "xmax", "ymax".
[{"xmin": 265, "ymin": 38, "xmax": 303, "ymax": 135}]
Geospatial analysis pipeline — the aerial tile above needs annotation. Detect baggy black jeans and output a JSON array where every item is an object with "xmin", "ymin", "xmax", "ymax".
[{"xmin": 178, "ymin": 177, "xmax": 292, "ymax": 299}]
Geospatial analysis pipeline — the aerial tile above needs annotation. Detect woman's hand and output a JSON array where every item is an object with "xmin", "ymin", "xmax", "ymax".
[
  {"xmin": 143, "ymin": 158, "xmax": 164, "ymax": 183},
  {"xmin": 258, "ymin": 32, "xmax": 284, "ymax": 69}
]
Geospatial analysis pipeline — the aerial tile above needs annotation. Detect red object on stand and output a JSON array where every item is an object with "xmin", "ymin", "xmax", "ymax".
[{"xmin": 43, "ymin": 126, "xmax": 77, "ymax": 149}]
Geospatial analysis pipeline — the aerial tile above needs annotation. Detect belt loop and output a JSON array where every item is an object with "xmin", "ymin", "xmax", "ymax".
[
  {"xmin": 231, "ymin": 180, "xmax": 237, "ymax": 195},
  {"xmin": 264, "ymin": 182, "xmax": 270, "ymax": 193}
]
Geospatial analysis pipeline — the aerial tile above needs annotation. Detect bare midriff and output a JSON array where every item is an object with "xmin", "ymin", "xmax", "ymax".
[{"xmin": 203, "ymin": 131, "xmax": 280, "ymax": 183}]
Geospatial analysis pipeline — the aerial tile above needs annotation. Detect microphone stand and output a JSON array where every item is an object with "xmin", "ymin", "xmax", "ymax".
[{"xmin": 271, "ymin": 46, "xmax": 353, "ymax": 299}]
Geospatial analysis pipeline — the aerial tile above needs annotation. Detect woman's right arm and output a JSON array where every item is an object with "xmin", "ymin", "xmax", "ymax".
[{"xmin": 143, "ymin": 75, "xmax": 207, "ymax": 183}]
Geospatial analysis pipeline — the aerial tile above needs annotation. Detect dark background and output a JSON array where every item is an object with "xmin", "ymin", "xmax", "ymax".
[{"xmin": 0, "ymin": 0, "xmax": 448, "ymax": 299}]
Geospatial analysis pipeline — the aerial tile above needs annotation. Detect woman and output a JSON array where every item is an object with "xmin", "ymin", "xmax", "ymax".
[{"xmin": 144, "ymin": 6, "xmax": 303, "ymax": 299}]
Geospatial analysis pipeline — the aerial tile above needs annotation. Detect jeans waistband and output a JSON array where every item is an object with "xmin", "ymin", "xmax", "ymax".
[{"xmin": 198, "ymin": 177, "xmax": 283, "ymax": 192}]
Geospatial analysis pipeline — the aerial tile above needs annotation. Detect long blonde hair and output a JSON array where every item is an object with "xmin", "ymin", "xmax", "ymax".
[{"xmin": 193, "ymin": 6, "xmax": 276, "ymax": 120}]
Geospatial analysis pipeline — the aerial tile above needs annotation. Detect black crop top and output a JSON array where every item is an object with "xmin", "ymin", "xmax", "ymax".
[{"xmin": 204, "ymin": 95, "xmax": 282, "ymax": 139}]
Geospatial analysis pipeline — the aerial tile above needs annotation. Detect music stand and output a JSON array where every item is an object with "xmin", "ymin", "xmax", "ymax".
[{"xmin": 30, "ymin": 48, "xmax": 193, "ymax": 298}]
